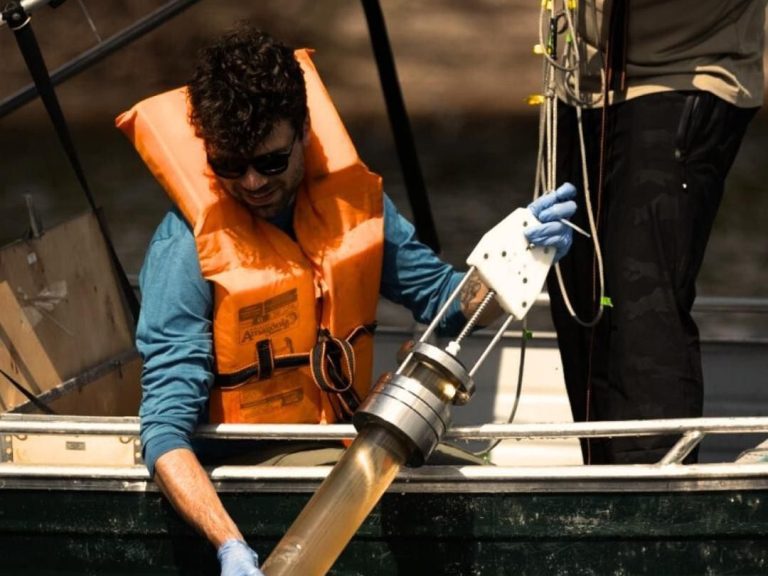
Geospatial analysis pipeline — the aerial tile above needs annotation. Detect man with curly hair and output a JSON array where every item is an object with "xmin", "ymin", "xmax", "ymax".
[{"xmin": 125, "ymin": 26, "xmax": 577, "ymax": 575}]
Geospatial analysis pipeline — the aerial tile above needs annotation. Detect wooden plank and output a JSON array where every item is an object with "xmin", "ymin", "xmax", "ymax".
[
  {"xmin": 0, "ymin": 281, "xmax": 61, "ymax": 409},
  {"xmin": 45, "ymin": 355, "xmax": 142, "ymax": 417},
  {"xmin": 0, "ymin": 212, "xmax": 135, "ymax": 412}
]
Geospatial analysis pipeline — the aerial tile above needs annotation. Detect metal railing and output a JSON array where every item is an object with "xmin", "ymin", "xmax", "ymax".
[
  {"xmin": 2, "ymin": 414, "xmax": 768, "ymax": 465},
  {"xmin": 1, "ymin": 415, "xmax": 767, "ymax": 491}
]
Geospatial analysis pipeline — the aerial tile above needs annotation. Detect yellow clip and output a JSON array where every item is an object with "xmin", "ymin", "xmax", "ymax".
[
  {"xmin": 600, "ymin": 296, "xmax": 614, "ymax": 308},
  {"xmin": 533, "ymin": 44, "xmax": 545, "ymax": 55},
  {"xmin": 568, "ymin": 0, "xmax": 578, "ymax": 9},
  {"xmin": 526, "ymin": 95, "xmax": 545, "ymax": 106},
  {"xmin": 541, "ymin": 0, "xmax": 553, "ymax": 8}
]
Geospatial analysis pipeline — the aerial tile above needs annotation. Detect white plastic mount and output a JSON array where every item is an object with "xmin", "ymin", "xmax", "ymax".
[{"xmin": 465, "ymin": 207, "xmax": 554, "ymax": 320}]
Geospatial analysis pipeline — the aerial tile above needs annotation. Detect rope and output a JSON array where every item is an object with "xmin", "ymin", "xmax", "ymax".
[
  {"xmin": 475, "ymin": 1, "xmax": 610, "ymax": 457},
  {"xmin": 534, "ymin": 0, "xmax": 605, "ymax": 328}
]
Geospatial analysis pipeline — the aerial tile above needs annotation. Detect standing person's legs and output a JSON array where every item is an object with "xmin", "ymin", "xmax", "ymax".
[
  {"xmin": 549, "ymin": 102, "xmax": 612, "ymax": 463},
  {"xmin": 550, "ymin": 93, "xmax": 756, "ymax": 464}
]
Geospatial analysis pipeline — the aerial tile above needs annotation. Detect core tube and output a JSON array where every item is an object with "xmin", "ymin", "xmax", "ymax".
[{"xmin": 261, "ymin": 426, "xmax": 409, "ymax": 575}]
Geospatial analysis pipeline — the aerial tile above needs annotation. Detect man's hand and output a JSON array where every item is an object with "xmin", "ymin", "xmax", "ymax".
[
  {"xmin": 525, "ymin": 182, "xmax": 579, "ymax": 261},
  {"xmin": 218, "ymin": 539, "xmax": 265, "ymax": 576}
]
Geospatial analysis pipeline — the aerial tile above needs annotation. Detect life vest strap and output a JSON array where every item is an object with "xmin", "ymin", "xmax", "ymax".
[
  {"xmin": 308, "ymin": 323, "xmax": 375, "ymax": 421},
  {"xmin": 214, "ymin": 323, "xmax": 376, "ymax": 391},
  {"xmin": 310, "ymin": 328, "xmax": 355, "ymax": 393},
  {"xmin": 215, "ymin": 350, "xmax": 307, "ymax": 388}
]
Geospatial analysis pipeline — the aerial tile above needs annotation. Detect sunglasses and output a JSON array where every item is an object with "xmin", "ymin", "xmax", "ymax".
[{"xmin": 207, "ymin": 135, "xmax": 297, "ymax": 179}]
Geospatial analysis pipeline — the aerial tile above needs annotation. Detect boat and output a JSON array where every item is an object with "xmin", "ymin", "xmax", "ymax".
[
  {"xmin": 3, "ymin": 413, "xmax": 768, "ymax": 575},
  {"xmin": 2, "ymin": 1, "xmax": 768, "ymax": 574},
  {"xmin": 2, "ymin": 300, "xmax": 768, "ymax": 574}
]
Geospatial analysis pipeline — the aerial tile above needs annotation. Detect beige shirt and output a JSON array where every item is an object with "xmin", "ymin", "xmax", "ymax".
[{"xmin": 558, "ymin": 0, "xmax": 766, "ymax": 108}]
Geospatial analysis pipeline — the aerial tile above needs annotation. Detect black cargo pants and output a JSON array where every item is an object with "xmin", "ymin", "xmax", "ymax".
[{"xmin": 549, "ymin": 91, "xmax": 758, "ymax": 464}]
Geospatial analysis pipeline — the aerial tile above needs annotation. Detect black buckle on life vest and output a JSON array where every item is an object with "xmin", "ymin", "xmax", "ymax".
[
  {"xmin": 256, "ymin": 339, "xmax": 274, "ymax": 379},
  {"xmin": 216, "ymin": 338, "xmax": 277, "ymax": 387}
]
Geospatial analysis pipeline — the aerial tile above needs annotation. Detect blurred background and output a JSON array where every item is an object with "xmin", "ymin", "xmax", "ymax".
[{"xmin": 1, "ymin": 0, "xmax": 767, "ymax": 322}]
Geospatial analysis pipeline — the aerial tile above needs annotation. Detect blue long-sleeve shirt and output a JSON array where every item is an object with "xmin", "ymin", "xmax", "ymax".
[{"xmin": 137, "ymin": 195, "xmax": 466, "ymax": 474}]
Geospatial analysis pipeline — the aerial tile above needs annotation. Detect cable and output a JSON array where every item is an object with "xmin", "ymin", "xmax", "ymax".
[
  {"xmin": 0, "ymin": 366, "xmax": 55, "ymax": 414},
  {"xmin": 472, "ymin": 318, "xmax": 529, "ymax": 460},
  {"xmin": 533, "ymin": 0, "xmax": 605, "ymax": 328},
  {"xmin": 476, "ymin": 1, "xmax": 609, "ymax": 461}
]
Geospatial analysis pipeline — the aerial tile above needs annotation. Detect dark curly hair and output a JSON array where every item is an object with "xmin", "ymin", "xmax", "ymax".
[{"xmin": 187, "ymin": 26, "xmax": 307, "ymax": 157}]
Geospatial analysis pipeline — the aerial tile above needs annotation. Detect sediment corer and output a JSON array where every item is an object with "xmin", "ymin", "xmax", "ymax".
[{"xmin": 261, "ymin": 207, "xmax": 554, "ymax": 576}]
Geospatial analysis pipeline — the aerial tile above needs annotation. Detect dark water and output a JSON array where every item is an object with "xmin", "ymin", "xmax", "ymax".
[
  {"xmin": 0, "ymin": 114, "xmax": 540, "ymax": 272},
  {"xmin": 0, "ymin": 0, "xmax": 766, "ymax": 321},
  {"xmin": 1, "ymin": 112, "xmax": 768, "ymax": 339}
]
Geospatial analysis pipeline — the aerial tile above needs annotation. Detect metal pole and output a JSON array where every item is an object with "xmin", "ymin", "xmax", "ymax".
[
  {"xmin": 0, "ymin": 0, "xmax": 200, "ymax": 118},
  {"xmin": 360, "ymin": 0, "xmax": 441, "ymax": 252}
]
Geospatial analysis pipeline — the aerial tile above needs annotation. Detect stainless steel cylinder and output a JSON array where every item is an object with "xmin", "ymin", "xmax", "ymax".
[
  {"xmin": 354, "ymin": 342, "xmax": 472, "ymax": 465},
  {"xmin": 353, "ymin": 372, "xmax": 451, "ymax": 466}
]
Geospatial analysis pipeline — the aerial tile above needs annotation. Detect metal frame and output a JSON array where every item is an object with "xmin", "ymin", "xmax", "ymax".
[
  {"xmin": 2, "ymin": 461, "xmax": 768, "ymax": 495},
  {"xmin": 1, "ymin": 415, "xmax": 767, "ymax": 492},
  {"xmin": 0, "ymin": 0, "xmax": 201, "ymax": 115}
]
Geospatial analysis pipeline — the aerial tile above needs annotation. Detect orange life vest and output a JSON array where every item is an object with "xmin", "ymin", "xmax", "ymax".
[{"xmin": 117, "ymin": 50, "xmax": 383, "ymax": 424}]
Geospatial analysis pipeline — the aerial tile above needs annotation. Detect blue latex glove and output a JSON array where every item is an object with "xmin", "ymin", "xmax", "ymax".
[
  {"xmin": 524, "ymin": 182, "xmax": 578, "ymax": 261},
  {"xmin": 218, "ymin": 539, "xmax": 265, "ymax": 576}
]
